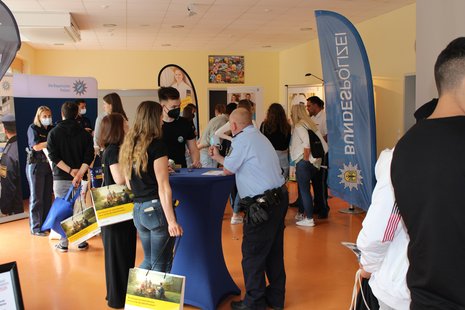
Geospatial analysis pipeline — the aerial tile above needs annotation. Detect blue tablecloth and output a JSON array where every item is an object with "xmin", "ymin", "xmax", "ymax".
[{"xmin": 169, "ymin": 168, "xmax": 240, "ymax": 309}]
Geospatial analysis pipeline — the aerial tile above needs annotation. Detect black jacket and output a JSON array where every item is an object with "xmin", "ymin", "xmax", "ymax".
[{"xmin": 47, "ymin": 119, "xmax": 94, "ymax": 180}]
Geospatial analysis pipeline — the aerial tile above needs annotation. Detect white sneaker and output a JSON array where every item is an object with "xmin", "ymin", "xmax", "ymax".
[
  {"xmin": 231, "ymin": 215, "xmax": 243, "ymax": 224},
  {"xmin": 294, "ymin": 213, "xmax": 305, "ymax": 221},
  {"xmin": 296, "ymin": 218, "xmax": 315, "ymax": 227}
]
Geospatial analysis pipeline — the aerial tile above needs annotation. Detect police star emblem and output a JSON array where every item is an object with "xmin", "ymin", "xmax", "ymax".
[
  {"xmin": 337, "ymin": 162, "xmax": 363, "ymax": 191},
  {"xmin": 73, "ymin": 79, "xmax": 87, "ymax": 96}
]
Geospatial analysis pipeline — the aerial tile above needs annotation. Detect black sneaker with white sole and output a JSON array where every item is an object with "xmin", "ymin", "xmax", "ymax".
[
  {"xmin": 55, "ymin": 243, "xmax": 68, "ymax": 252},
  {"xmin": 77, "ymin": 241, "xmax": 89, "ymax": 251}
]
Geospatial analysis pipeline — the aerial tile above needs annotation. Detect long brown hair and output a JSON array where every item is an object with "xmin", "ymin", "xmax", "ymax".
[
  {"xmin": 262, "ymin": 103, "xmax": 291, "ymax": 136},
  {"xmin": 119, "ymin": 101, "xmax": 163, "ymax": 179},
  {"xmin": 98, "ymin": 113, "xmax": 126, "ymax": 148},
  {"xmin": 103, "ymin": 92, "xmax": 128, "ymax": 121}
]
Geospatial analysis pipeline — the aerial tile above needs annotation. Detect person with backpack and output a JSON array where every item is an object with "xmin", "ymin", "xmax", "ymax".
[{"xmin": 289, "ymin": 104, "xmax": 327, "ymax": 227}]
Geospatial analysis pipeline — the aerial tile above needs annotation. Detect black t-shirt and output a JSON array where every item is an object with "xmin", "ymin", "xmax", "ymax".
[
  {"xmin": 260, "ymin": 122, "xmax": 291, "ymax": 151},
  {"xmin": 391, "ymin": 116, "xmax": 465, "ymax": 309},
  {"xmin": 129, "ymin": 139, "xmax": 168, "ymax": 202},
  {"xmin": 162, "ymin": 116, "xmax": 196, "ymax": 168},
  {"xmin": 102, "ymin": 144, "xmax": 119, "ymax": 186}
]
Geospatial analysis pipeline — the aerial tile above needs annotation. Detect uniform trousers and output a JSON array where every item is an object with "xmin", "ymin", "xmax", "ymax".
[
  {"xmin": 26, "ymin": 162, "xmax": 53, "ymax": 233},
  {"xmin": 242, "ymin": 186, "xmax": 289, "ymax": 309},
  {"xmin": 101, "ymin": 220, "xmax": 137, "ymax": 308}
]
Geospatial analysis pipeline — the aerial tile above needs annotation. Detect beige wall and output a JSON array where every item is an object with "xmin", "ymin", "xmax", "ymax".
[
  {"xmin": 279, "ymin": 4, "xmax": 416, "ymax": 154},
  {"xmin": 27, "ymin": 49, "xmax": 279, "ymax": 130}
]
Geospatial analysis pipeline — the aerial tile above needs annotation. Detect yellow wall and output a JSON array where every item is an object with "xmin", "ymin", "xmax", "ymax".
[
  {"xmin": 16, "ymin": 43, "xmax": 36, "ymax": 73},
  {"xmin": 30, "ymin": 50, "xmax": 279, "ymax": 129},
  {"xmin": 279, "ymin": 4, "xmax": 416, "ymax": 153}
]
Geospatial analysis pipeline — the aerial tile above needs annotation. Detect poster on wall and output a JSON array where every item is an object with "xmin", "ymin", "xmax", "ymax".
[
  {"xmin": 7, "ymin": 74, "xmax": 98, "ymax": 225},
  {"xmin": 158, "ymin": 64, "xmax": 199, "ymax": 136},
  {"xmin": 286, "ymin": 84, "xmax": 324, "ymax": 113},
  {"xmin": 208, "ymin": 55, "xmax": 244, "ymax": 84},
  {"xmin": 286, "ymin": 84, "xmax": 324, "ymax": 181},
  {"xmin": 227, "ymin": 86, "xmax": 264, "ymax": 125}
]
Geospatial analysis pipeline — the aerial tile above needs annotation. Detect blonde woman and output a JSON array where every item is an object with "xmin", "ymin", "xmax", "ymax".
[
  {"xmin": 119, "ymin": 101, "xmax": 183, "ymax": 272},
  {"xmin": 289, "ymin": 104, "xmax": 328, "ymax": 227},
  {"xmin": 26, "ymin": 106, "xmax": 54, "ymax": 236}
]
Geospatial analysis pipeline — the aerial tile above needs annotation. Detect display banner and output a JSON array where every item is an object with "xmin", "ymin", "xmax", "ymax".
[
  {"xmin": 315, "ymin": 10, "xmax": 376, "ymax": 210},
  {"xmin": 61, "ymin": 206, "xmax": 100, "ymax": 246},
  {"xmin": 0, "ymin": 1, "xmax": 21, "ymax": 80},
  {"xmin": 12, "ymin": 74, "xmax": 98, "ymax": 199}
]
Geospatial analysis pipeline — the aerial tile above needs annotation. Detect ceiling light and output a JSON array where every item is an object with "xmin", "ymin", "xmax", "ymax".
[
  {"xmin": 161, "ymin": 44, "xmax": 172, "ymax": 47},
  {"xmin": 101, "ymin": 5, "xmax": 110, "ymax": 9},
  {"xmin": 262, "ymin": 45, "xmax": 272, "ymax": 48},
  {"xmin": 103, "ymin": 23, "xmax": 117, "ymax": 28},
  {"xmin": 172, "ymin": 25, "xmax": 184, "ymax": 29},
  {"xmin": 187, "ymin": 3, "xmax": 197, "ymax": 17}
]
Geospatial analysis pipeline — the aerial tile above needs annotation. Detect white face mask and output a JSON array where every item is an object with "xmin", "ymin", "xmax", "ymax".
[
  {"xmin": 80, "ymin": 108, "xmax": 87, "ymax": 115},
  {"xmin": 40, "ymin": 117, "xmax": 52, "ymax": 127}
]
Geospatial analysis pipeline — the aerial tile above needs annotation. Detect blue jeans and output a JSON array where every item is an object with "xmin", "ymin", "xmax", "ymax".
[
  {"xmin": 295, "ymin": 160, "xmax": 318, "ymax": 218},
  {"xmin": 276, "ymin": 150, "xmax": 290, "ymax": 180},
  {"xmin": 133, "ymin": 199, "xmax": 174, "ymax": 272}
]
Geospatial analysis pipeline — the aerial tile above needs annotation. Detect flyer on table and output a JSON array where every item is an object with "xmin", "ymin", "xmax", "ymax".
[{"xmin": 90, "ymin": 184, "xmax": 134, "ymax": 227}]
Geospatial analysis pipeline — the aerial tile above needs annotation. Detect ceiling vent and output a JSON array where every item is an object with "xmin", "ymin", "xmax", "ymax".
[{"xmin": 13, "ymin": 12, "xmax": 81, "ymax": 44}]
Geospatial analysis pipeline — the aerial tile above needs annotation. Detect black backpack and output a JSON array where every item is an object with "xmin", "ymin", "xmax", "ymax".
[{"xmin": 306, "ymin": 127, "xmax": 325, "ymax": 159}]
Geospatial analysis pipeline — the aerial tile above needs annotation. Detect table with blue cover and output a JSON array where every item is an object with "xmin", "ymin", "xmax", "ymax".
[{"xmin": 169, "ymin": 168, "xmax": 240, "ymax": 310}]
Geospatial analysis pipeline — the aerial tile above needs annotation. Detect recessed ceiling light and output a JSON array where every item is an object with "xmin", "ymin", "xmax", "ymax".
[
  {"xmin": 103, "ymin": 23, "xmax": 117, "ymax": 28},
  {"xmin": 262, "ymin": 45, "xmax": 272, "ymax": 48},
  {"xmin": 172, "ymin": 25, "xmax": 185, "ymax": 29},
  {"xmin": 300, "ymin": 27, "xmax": 312, "ymax": 31},
  {"xmin": 53, "ymin": 43, "xmax": 65, "ymax": 46},
  {"xmin": 161, "ymin": 44, "xmax": 172, "ymax": 47}
]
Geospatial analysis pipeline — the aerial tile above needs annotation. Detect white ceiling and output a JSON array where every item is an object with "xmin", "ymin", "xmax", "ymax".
[{"xmin": 3, "ymin": 0, "xmax": 415, "ymax": 51}]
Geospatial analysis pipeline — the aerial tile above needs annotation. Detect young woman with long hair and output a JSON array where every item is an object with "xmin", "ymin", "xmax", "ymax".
[
  {"xmin": 98, "ymin": 113, "xmax": 136, "ymax": 309},
  {"xmin": 289, "ymin": 104, "xmax": 327, "ymax": 227},
  {"xmin": 260, "ymin": 103, "xmax": 291, "ymax": 178},
  {"xmin": 119, "ymin": 101, "xmax": 183, "ymax": 271}
]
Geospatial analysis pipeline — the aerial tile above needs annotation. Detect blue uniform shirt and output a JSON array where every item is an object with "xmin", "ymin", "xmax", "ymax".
[{"xmin": 224, "ymin": 125, "xmax": 284, "ymax": 198}]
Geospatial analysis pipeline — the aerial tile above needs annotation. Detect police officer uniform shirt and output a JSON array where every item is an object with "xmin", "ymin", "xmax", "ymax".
[
  {"xmin": 223, "ymin": 125, "xmax": 284, "ymax": 198},
  {"xmin": 162, "ymin": 116, "xmax": 196, "ymax": 168},
  {"xmin": 27, "ymin": 124, "xmax": 53, "ymax": 163}
]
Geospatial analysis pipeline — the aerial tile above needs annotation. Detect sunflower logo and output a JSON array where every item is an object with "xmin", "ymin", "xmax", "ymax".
[
  {"xmin": 73, "ymin": 80, "xmax": 87, "ymax": 96},
  {"xmin": 338, "ymin": 162, "xmax": 363, "ymax": 191}
]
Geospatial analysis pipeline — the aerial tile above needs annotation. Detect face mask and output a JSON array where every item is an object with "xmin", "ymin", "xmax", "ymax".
[
  {"xmin": 40, "ymin": 118, "xmax": 52, "ymax": 127},
  {"xmin": 80, "ymin": 108, "xmax": 87, "ymax": 115},
  {"xmin": 167, "ymin": 107, "xmax": 180, "ymax": 119}
]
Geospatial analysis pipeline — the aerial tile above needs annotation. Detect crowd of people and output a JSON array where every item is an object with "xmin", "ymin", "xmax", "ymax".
[{"xmin": 4, "ymin": 38, "xmax": 462, "ymax": 310}]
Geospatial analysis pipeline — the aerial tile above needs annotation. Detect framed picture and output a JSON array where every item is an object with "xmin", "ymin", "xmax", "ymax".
[
  {"xmin": 208, "ymin": 55, "xmax": 244, "ymax": 84},
  {"xmin": 0, "ymin": 262, "xmax": 24, "ymax": 310}
]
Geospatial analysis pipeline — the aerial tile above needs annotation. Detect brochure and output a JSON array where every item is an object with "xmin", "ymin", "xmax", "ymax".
[{"xmin": 90, "ymin": 184, "xmax": 134, "ymax": 227}]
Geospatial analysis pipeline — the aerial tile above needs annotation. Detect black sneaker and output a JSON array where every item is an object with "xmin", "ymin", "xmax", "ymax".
[
  {"xmin": 55, "ymin": 243, "xmax": 68, "ymax": 252},
  {"xmin": 77, "ymin": 241, "xmax": 89, "ymax": 251},
  {"xmin": 231, "ymin": 300, "xmax": 254, "ymax": 310},
  {"xmin": 32, "ymin": 231, "xmax": 48, "ymax": 237}
]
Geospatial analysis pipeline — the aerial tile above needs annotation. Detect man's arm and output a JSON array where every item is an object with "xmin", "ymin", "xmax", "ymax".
[
  {"xmin": 209, "ymin": 146, "xmax": 233, "ymax": 175},
  {"xmin": 186, "ymin": 139, "xmax": 201, "ymax": 168}
]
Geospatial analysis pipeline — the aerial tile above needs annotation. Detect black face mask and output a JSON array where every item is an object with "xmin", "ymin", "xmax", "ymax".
[{"xmin": 167, "ymin": 107, "xmax": 180, "ymax": 119}]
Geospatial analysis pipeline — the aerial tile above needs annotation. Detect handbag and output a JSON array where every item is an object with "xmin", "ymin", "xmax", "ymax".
[
  {"xmin": 41, "ymin": 185, "xmax": 82, "ymax": 238},
  {"xmin": 350, "ymin": 269, "xmax": 380, "ymax": 310},
  {"xmin": 90, "ymin": 155, "xmax": 103, "ymax": 188},
  {"xmin": 125, "ymin": 238, "xmax": 185, "ymax": 310}
]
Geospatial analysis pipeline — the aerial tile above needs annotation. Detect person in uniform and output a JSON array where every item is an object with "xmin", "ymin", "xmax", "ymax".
[
  {"xmin": 210, "ymin": 107, "xmax": 288, "ymax": 310},
  {"xmin": 26, "ymin": 106, "xmax": 54, "ymax": 236},
  {"xmin": 159, "ymin": 87, "xmax": 201, "ymax": 168},
  {"xmin": 0, "ymin": 114, "xmax": 23, "ymax": 216}
]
